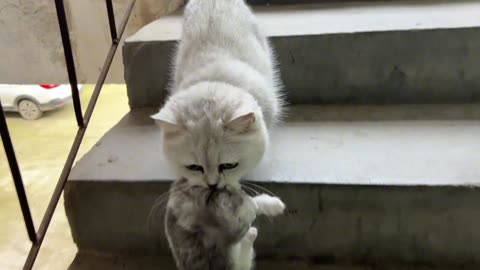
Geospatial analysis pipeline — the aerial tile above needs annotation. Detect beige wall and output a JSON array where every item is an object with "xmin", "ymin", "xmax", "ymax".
[{"xmin": 0, "ymin": 0, "xmax": 183, "ymax": 84}]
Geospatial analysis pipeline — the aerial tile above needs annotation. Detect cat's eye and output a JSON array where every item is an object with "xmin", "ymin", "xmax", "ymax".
[
  {"xmin": 218, "ymin": 163, "xmax": 238, "ymax": 173},
  {"xmin": 186, "ymin": 164, "xmax": 204, "ymax": 173}
]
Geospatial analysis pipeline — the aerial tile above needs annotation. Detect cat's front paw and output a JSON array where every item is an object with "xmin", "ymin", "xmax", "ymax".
[
  {"xmin": 245, "ymin": 227, "xmax": 258, "ymax": 243},
  {"xmin": 253, "ymin": 194, "xmax": 285, "ymax": 217}
]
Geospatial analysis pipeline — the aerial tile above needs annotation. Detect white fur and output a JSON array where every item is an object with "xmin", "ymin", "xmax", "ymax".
[
  {"xmin": 151, "ymin": 0, "xmax": 283, "ymax": 191},
  {"xmin": 230, "ymin": 193, "xmax": 285, "ymax": 270},
  {"xmin": 171, "ymin": 0, "xmax": 283, "ymax": 126},
  {"xmin": 253, "ymin": 194, "xmax": 286, "ymax": 216},
  {"xmin": 152, "ymin": 0, "xmax": 284, "ymax": 268},
  {"xmin": 231, "ymin": 227, "xmax": 257, "ymax": 270}
]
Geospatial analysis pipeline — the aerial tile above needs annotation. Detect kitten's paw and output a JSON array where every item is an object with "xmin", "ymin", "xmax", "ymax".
[
  {"xmin": 245, "ymin": 227, "xmax": 258, "ymax": 243},
  {"xmin": 253, "ymin": 194, "xmax": 285, "ymax": 217}
]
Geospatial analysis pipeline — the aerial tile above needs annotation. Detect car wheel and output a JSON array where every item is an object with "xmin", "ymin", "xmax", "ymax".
[{"xmin": 18, "ymin": 99, "xmax": 43, "ymax": 120}]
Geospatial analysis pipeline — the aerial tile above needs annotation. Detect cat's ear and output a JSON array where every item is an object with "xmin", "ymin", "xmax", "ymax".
[
  {"xmin": 151, "ymin": 106, "xmax": 177, "ymax": 125},
  {"xmin": 151, "ymin": 107, "xmax": 185, "ymax": 137},
  {"xmin": 226, "ymin": 112, "xmax": 256, "ymax": 133}
]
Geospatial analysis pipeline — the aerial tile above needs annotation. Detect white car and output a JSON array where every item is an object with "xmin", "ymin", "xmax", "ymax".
[{"xmin": 0, "ymin": 84, "xmax": 82, "ymax": 120}]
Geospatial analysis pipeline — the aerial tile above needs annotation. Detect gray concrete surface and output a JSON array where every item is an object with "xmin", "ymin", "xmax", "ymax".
[
  {"xmin": 0, "ymin": 0, "xmax": 65, "ymax": 84},
  {"xmin": 128, "ymin": 1, "xmax": 480, "ymax": 41},
  {"xmin": 124, "ymin": 1, "xmax": 480, "ymax": 107},
  {"xmin": 0, "ymin": 0, "xmax": 183, "ymax": 84},
  {"xmin": 68, "ymin": 252, "xmax": 474, "ymax": 270},
  {"xmin": 66, "ymin": 107, "xmax": 480, "ymax": 266},
  {"xmin": 69, "ymin": 107, "xmax": 480, "ymax": 185},
  {"xmin": 4, "ymin": 0, "xmax": 479, "ymax": 85},
  {"xmin": 65, "ymin": 177, "xmax": 480, "ymax": 267}
]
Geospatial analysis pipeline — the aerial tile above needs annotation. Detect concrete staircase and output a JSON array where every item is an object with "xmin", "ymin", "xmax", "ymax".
[{"xmin": 66, "ymin": 1, "xmax": 480, "ymax": 269}]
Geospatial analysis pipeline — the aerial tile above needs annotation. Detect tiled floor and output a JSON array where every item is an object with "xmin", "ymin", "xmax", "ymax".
[{"xmin": 0, "ymin": 85, "xmax": 129, "ymax": 270}]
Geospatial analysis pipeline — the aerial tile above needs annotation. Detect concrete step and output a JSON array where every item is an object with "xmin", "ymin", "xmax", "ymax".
[
  {"xmin": 66, "ymin": 105, "xmax": 480, "ymax": 267},
  {"xmin": 246, "ymin": 0, "xmax": 447, "ymax": 5},
  {"xmin": 123, "ymin": 1, "xmax": 480, "ymax": 108},
  {"xmin": 249, "ymin": 0, "xmax": 348, "ymax": 5},
  {"xmin": 68, "ymin": 252, "xmax": 474, "ymax": 270},
  {"xmin": 247, "ymin": 0, "xmax": 404, "ymax": 5}
]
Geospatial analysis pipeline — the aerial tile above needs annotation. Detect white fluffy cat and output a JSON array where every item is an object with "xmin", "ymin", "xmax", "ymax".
[
  {"xmin": 152, "ymin": 0, "xmax": 283, "ymax": 191},
  {"xmin": 151, "ymin": 0, "xmax": 285, "ymax": 269}
]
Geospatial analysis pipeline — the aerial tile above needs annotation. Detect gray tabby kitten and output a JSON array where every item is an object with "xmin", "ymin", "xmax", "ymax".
[{"xmin": 165, "ymin": 179, "xmax": 283, "ymax": 270}]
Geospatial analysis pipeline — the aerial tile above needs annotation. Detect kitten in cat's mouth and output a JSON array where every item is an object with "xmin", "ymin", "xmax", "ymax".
[
  {"xmin": 183, "ymin": 183, "xmax": 239, "ymax": 206},
  {"xmin": 162, "ymin": 176, "xmax": 285, "ymax": 270},
  {"xmin": 205, "ymin": 187, "xmax": 222, "ymax": 205}
]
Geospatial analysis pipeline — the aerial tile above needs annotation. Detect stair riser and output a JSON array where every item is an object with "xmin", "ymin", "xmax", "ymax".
[
  {"xmin": 247, "ymin": 0, "xmax": 409, "ymax": 4},
  {"xmin": 65, "ymin": 181, "xmax": 480, "ymax": 266},
  {"xmin": 124, "ymin": 28, "xmax": 480, "ymax": 108}
]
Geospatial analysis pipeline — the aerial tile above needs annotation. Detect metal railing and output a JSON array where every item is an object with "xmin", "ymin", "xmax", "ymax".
[{"xmin": 0, "ymin": 0, "xmax": 136, "ymax": 269}]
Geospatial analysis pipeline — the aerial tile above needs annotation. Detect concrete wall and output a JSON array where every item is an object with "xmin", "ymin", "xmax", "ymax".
[
  {"xmin": 65, "ymin": 176, "xmax": 480, "ymax": 267},
  {"xmin": 0, "ymin": 0, "xmax": 184, "ymax": 84}
]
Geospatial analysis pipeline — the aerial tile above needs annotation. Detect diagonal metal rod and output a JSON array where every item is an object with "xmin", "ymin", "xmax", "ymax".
[
  {"xmin": 0, "ymin": 101, "xmax": 37, "ymax": 243},
  {"xmin": 23, "ymin": 0, "xmax": 137, "ymax": 269},
  {"xmin": 106, "ymin": 0, "xmax": 118, "ymax": 43},
  {"xmin": 54, "ymin": 0, "xmax": 84, "ymax": 128}
]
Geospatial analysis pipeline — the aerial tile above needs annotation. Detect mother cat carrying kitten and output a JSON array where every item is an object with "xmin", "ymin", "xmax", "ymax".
[{"xmin": 151, "ymin": 0, "xmax": 286, "ymax": 269}]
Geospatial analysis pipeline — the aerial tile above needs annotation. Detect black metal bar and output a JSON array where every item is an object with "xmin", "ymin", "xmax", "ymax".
[
  {"xmin": 106, "ymin": 0, "xmax": 118, "ymax": 43},
  {"xmin": 54, "ymin": 0, "xmax": 84, "ymax": 128},
  {"xmin": 23, "ymin": 0, "xmax": 137, "ymax": 269},
  {"xmin": 0, "ymin": 101, "xmax": 37, "ymax": 243}
]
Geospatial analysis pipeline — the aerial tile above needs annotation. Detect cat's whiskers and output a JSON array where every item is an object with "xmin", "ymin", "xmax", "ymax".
[
  {"xmin": 242, "ymin": 183, "xmax": 279, "ymax": 223},
  {"xmin": 152, "ymin": 189, "xmax": 173, "ymax": 205},
  {"xmin": 147, "ymin": 186, "xmax": 191, "ymax": 233},
  {"xmin": 243, "ymin": 182, "xmax": 277, "ymax": 198},
  {"xmin": 241, "ymin": 184, "xmax": 259, "ymax": 197},
  {"xmin": 246, "ymin": 182, "xmax": 290, "ymax": 215}
]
